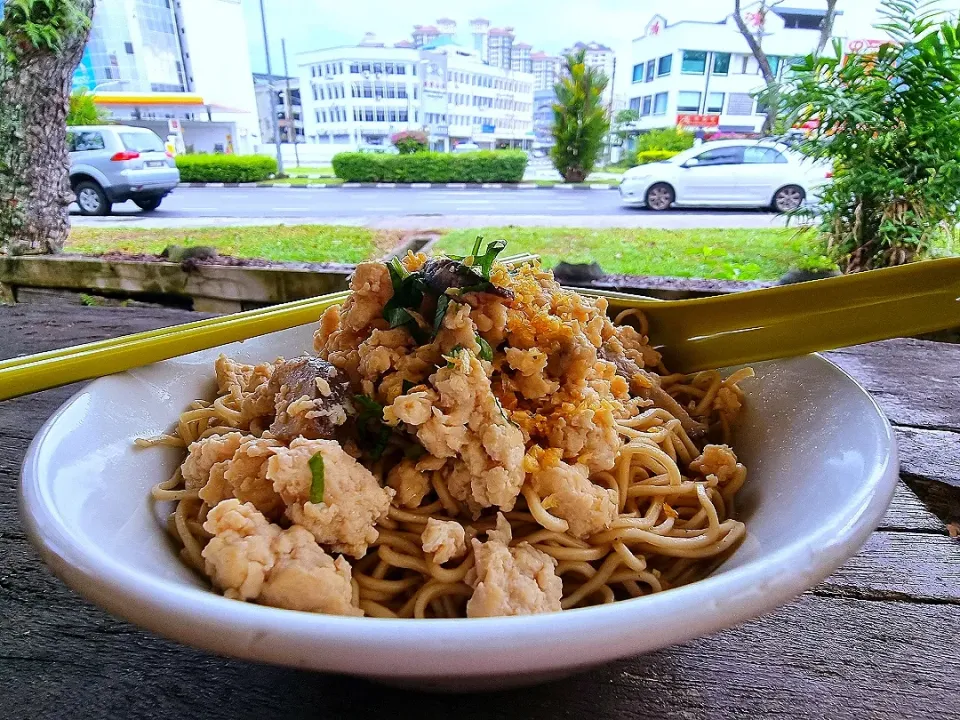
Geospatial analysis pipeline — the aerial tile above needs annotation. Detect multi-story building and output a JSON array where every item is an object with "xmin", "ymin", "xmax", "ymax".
[
  {"xmin": 412, "ymin": 25, "xmax": 440, "ymax": 48},
  {"xmin": 563, "ymin": 41, "xmax": 616, "ymax": 104},
  {"xmin": 297, "ymin": 39, "xmax": 535, "ymax": 152},
  {"xmin": 533, "ymin": 89, "xmax": 556, "ymax": 149},
  {"xmin": 531, "ymin": 52, "xmax": 559, "ymax": 91},
  {"xmin": 253, "ymin": 73, "xmax": 303, "ymax": 145},
  {"xmin": 511, "ymin": 42, "xmax": 532, "ymax": 73},
  {"xmin": 469, "ymin": 18, "xmax": 490, "ymax": 62},
  {"xmin": 71, "ymin": 0, "xmax": 259, "ymax": 154},
  {"xmin": 627, "ymin": 7, "xmax": 841, "ymax": 133},
  {"xmin": 487, "ymin": 27, "xmax": 515, "ymax": 70}
]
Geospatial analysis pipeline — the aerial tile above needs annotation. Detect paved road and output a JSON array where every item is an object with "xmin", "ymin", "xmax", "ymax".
[{"xmin": 71, "ymin": 187, "xmax": 792, "ymax": 230}]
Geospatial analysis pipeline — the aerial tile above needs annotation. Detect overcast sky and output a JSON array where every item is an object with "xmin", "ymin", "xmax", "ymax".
[{"xmin": 243, "ymin": 0, "xmax": 955, "ymax": 91}]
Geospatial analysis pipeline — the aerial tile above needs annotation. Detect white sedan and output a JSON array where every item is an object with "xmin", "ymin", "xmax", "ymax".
[{"xmin": 619, "ymin": 140, "xmax": 831, "ymax": 212}]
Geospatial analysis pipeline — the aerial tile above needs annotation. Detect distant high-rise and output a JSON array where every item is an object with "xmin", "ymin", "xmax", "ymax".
[
  {"xmin": 436, "ymin": 17, "xmax": 457, "ymax": 40},
  {"xmin": 487, "ymin": 27, "xmax": 515, "ymax": 70},
  {"xmin": 469, "ymin": 17, "xmax": 490, "ymax": 62},
  {"xmin": 412, "ymin": 24, "xmax": 440, "ymax": 48},
  {"xmin": 562, "ymin": 41, "xmax": 616, "ymax": 103},
  {"xmin": 531, "ymin": 51, "xmax": 559, "ymax": 91},
  {"xmin": 511, "ymin": 42, "xmax": 532, "ymax": 73}
]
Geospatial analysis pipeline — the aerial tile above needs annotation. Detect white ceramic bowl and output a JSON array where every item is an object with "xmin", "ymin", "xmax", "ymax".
[{"xmin": 20, "ymin": 325, "xmax": 899, "ymax": 691}]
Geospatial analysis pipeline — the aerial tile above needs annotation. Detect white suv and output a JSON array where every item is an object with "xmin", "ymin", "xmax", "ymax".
[
  {"xmin": 68, "ymin": 125, "xmax": 180, "ymax": 215},
  {"xmin": 619, "ymin": 140, "xmax": 831, "ymax": 212}
]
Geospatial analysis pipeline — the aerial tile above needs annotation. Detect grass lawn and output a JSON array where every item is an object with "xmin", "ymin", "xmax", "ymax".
[
  {"xmin": 434, "ymin": 227, "xmax": 823, "ymax": 281},
  {"xmin": 66, "ymin": 224, "xmax": 830, "ymax": 280},
  {"xmin": 66, "ymin": 226, "xmax": 395, "ymax": 264},
  {"xmin": 261, "ymin": 177, "xmax": 344, "ymax": 186}
]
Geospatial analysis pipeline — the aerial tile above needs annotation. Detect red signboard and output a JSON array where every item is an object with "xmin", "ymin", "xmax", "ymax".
[{"xmin": 676, "ymin": 114, "xmax": 720, "ymax": 129}]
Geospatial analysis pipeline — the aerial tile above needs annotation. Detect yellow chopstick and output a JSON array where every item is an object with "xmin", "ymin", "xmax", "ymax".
[{"xmin": 0, "ymin": 253, "xmax": 538, "ymax": 401}]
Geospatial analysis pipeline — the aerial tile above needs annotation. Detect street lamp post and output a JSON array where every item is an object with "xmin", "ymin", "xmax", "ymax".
[
  {"xmin": 281, "ymin": 37, "xmax": 300, "ymax": 168},
  {"xmin": 258, "ymin": 0, "xmax": 285, "ymax": 175}
]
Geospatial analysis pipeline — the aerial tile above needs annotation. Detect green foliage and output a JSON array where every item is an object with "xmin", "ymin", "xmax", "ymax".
[
  {"xmin": 390, "ymin": 130, "xmax": 428, "ymax": 154},
  {"xmin": 635, "ymin": 127, "xmax": 695, "ymax": 153},
  {"xmin": 613, "ymin": 108, "xmax": 639, "ymax": 142},
  {"xmin": 550, "ymin": 49, "xmax": 610, "ymax": 183},
  {"xmin": 777, "ymin": 0, "xmax": 960, "ymax": 272},
  {"xmin": 0, "ymin": 0, "xmax": 89, "ymax": 60},
  {"xmin": 331, "ymin": 151, "xmax": 527, "ymax": 183},
  {"xmin": 66, "ymin": 90, "xmax": 105, "ymax": 126},
  {"xmin": 175, "ymin": 154, "xmax": 278, "ymax": 183},
  {"xmin": 632, "ymin": 150, "xmax": 680, "ymax": 166}
]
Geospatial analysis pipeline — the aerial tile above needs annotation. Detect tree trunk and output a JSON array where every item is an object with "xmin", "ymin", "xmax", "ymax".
[
  {"xmin": 0, "ymin": 0, "xmax": 95, "ymax": 255},
  {"xmin": 816, "ymin": 0, "xmax": 840, "ymax": 57},
  {"xmin": 732, "ymin": 0, "xmax": 780, "ymax": 134}
]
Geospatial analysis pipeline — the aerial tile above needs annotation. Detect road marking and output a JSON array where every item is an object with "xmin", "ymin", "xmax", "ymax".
[
  {"xmin": 445, "ymin": 183, "xmax": 466, "ymax": 188},
  {"xmin": 554, "ymin": 184, "xmax": 576, "ymax": 190},
  {"xmin": 411, "ymin": 182, "xmax": 432, "ymax": 188},
  {"xmin": 481, "ymin": 183, "xmax": 502, "ymax": 189},
  {"xmin": 342, "ymin": 182, "xmax": 361, "ymax": 188},
  {"xmin": 518, "ymin": 184, "xmax": 537, "ymax": 189},
  {"xmin": 270, "ymin": 183, "xmax": 291, "ymax": 188},
  {"xmin": 376, "ymin": 183, "xmax": 396, "ymax": 188}
]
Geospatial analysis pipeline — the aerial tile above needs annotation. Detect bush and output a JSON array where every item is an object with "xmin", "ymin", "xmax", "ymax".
[
  {"xmin": 390, "ymin": 130, "xmax": 428, "ymax": 154},
  {"xmin": 778, "ymin": 0, "xmax": 960, "ymax": 271},
  {"xmin": 632, "ymin": 150, "xmax": 680, "ymax": 166},
  {"xmin": 635, "ymin": 127, "xmax": 694, "ymax": 153},
  {"xmin": 67, "ymin": 91, "xmax": 106, "ymax": 126},
  {"xmin": 175, "ymin": 154, "xmax": 278, "ymax": 183},
  {"xmin": 332, "ymin": 150, "xmax": 527, "ymax": 183}
]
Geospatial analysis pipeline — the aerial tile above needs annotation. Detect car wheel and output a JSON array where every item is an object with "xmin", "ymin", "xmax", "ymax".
[
  {"xmin": 773, "ymin": 185, "xmax": 805, "ymax": 212},
  {"xmin": 134, "ymin": 197, "xmax": 163, "ymax": 212},
  {"xmin": 74, "ymin": 180, "xmax": 111, "ymax": 216},
  {"xmin": 645, "ymin": 183, "xmax": 674, "ymax": 211}
]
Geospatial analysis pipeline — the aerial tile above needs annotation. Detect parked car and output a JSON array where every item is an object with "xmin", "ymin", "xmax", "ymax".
[
  {"xmin": 68, "ymin": 125, "xmax": 180, "ymax": 216},
  {"xmin": 452, "ymin": 142, "xmax": 481, "ymax": 154},
  {"xmin": 619, "ymin": 140, "xmax": 831, "ymax": 212}
]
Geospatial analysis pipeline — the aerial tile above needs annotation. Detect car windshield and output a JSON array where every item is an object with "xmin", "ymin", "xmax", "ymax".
[{"xmin": 119, "ymin": 131, "xmax": 165, "ymax": 153}]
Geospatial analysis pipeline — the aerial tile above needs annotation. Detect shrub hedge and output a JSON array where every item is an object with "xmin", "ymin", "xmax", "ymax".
[
  {"xmin": 332, "ymin": 150, "xmax": 527, "ymax": 183},
  {"xmin": 176, "ymin": 154, "xmax": 278, "ymax": 183},
  {"xmin": 633, "ymin": 150, "xmax": 680, "ymax": 166}
]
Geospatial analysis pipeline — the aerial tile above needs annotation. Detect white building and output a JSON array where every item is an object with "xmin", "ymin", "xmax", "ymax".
[
  {"xmin": 297, "ymin": 38, "xmax": 535, "ymax": 153},
  {"xmin": 531, "ymin": 51, "xmax": 559, "ymax": 92},
  {"xmin": 627, "ymin": 6, "xmax": 842, "ymax": 133},
  {"xmin": 74, "ymin": 0, "xmax": 260, "ymax": 154}
]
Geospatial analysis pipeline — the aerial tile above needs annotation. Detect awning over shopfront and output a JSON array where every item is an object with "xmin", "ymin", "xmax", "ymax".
[{"xmin": 92, "ymin": 92, "xmax": 249, "ymax": 115}]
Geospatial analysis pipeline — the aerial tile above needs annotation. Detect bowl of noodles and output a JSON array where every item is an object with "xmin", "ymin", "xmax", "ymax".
[{"xmin": 20, "ymin": 244, "xmax": 898, "ymax": 690}]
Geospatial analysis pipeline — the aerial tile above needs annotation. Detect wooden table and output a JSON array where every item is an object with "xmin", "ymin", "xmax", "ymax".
[{"xmin": 2, "ymin": 305, "xmax": 958, "ymax": 719}]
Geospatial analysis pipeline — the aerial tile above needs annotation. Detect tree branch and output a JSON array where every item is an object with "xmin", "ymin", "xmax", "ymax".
[{"xmin": 733, "ymin": 0, "xmax": 775, "ymax": 84}]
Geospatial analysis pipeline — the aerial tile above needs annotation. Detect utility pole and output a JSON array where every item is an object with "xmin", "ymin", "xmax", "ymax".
[
  {"xmin": 607, "ymin": 55, "xmax": 617, "ymax": 163},
  {"xmin": 258, "ymin": 0, "xmax": 284, "ymax": 175},
  {"xmin": 281, "ymin": 37, "xmax": 300, "ymax": 168}
]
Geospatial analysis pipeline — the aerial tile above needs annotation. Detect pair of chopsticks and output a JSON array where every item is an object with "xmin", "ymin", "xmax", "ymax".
[{"xmin": 0, "ymin": 253, "xmax": 539, "ymax": 401}]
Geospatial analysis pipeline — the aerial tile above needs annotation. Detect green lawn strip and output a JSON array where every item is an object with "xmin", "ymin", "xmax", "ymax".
[
  {"xmin": 66, "ymin": 225, "xmax": 389, "ymax": 264},
  {"xmin": 533, "ymin": 179, "xmax": 621, "ymax": 187},
  {"xmin": 434, "ymin": 227, "xmax": 820, "ymax": 281},
  {"xmin": 286, "ymin": 166, "xmax": 335, "ymax": 177},
  {"xmin": 261, "ymin": 177, "xmax": 344, "ymax": 186}
]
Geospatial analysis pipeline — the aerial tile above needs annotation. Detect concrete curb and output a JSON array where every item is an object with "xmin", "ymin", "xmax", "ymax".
[{"xmin": 178, "ymin": 182, "xmax": 621, "ymax": 191}]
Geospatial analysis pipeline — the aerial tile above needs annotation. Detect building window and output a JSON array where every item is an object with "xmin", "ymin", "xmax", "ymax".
[
  {"xmin": 312, "ymin": 85, "xmax": 318, "ymax": 101},
  {"xmin": 706, "ymin": 92, "xmax": 725, "ymax": 113},
  {"xmin": 727, "ymin": 92, "xmax": 754, "ymax": 115},
  {"xmin": 365, "ymin": 109, "xmax": 374, "ymax": 121},
  {"xmin": 740, "ymin": 55, "xmax": 750, "ymax": 74},
  {"xmin": 315, "ymin": 110, "xmax": 321, "ymax": 123},
  {"xmin": 311, "ymin": 66, "xmax": 316, "ymax": 77},
  {"xmin": 386, "ymin": 84, "xmax": 396, "ymax": 98},
  {"xmin": 375, "ymin": 82, "xmax": 384, "ymax": 99},
  {"xmin": 398, "ymin": 85, "xmax": 407, "ymax": 98},
  {"xmin": 385, "ymin": 62, "xmax": 394, "ymax": 74},
  {"xmin": 681, "ymin": 50, "xmax": 707, "ymax": 74},
  {"xmin": 768, "ymin": 56, "xmax": 781, "ymax": 75},
  {"xmin": 629, "ymin": 97, "xmax": 641, "ymax": 111},
  {"xmin": 376, "ymin": 108, "xmax": 385, "ymax": 121},
  {"xmin": 713, "ymin": 52, "xmax": 731, "ymax": 75},
  {"xmin": 645, "ymin": 59, "xmax": 655, "ymax": 82},
  {"xmin": 677, "ymin": 91, "xmax": 701, "ymax": 112},
  {"xmin": 354, "ymin": 108, "xmax": 361, "ymax": 121},
  {"xmin": 657, "ymin": 54, "xmax": 672, "ymax": 76},
  {"xmin": 641, "ymin": 96, "xmax": 652, "ymax": 116},
  {"xmin": 321, "ymin": 110, "xmax": 327, "ymax": 122},
  {"xmin": 653, "ymin": 92, "xmax": 668, "ymax": 115},
  {"xmin": 373, "ymin": 62, "xmax": 383, "ymax": 74},
  {"xmin": 339, "ymin": 62, "xmax": 343, "ymax": 74},
  {"xmin": 361, "ymin": 62, "xmax": 371, "ymax": 72}
]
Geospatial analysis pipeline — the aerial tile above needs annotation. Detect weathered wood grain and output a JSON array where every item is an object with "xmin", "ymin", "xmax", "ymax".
[
  {"xmin": 1, "ymin": 305, "xmax": 959, "ymax": 720},
  {"xmin": 827, "ymin": 339, "xmax": 960, "ymax": 431}
]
